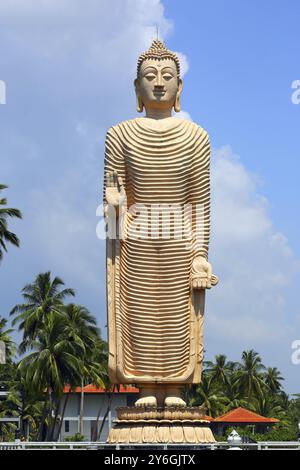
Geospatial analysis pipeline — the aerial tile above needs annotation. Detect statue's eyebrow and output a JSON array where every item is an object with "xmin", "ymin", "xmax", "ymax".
[
  {"xmin": 142, "ymin": 66, "xmax": 157, "ymax": 73},
  {"xmin": 161, "ymin": 67, "xmax": 175, "ymax": 74}
]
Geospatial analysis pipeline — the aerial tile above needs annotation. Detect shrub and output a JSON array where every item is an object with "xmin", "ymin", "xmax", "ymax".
[{"xmin": 64, "ymin": 433, "xmax": 85, "ymax": 442}]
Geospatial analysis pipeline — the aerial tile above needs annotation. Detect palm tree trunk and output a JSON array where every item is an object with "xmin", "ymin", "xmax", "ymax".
[
  {"xmin": 49, "ymin": 397, "xmax": 61, "ymax": 441},
  {"xmin": 93, "ymin": 399, "xmax": 105, "ymax": 441},
  {"xmin": 37, "ymin": 394, "xmax": 48, "ymax": 441},
  {"xmin": 20, "ymin": 393, "xmax": 25, "ymax": 437},
  {"xmin": 79, "ymin": 379, "xmax": 84, "ymax": 436},
  {"xmin": 55, "ymin": 390, "xmax": 71, "ymax": 441},
  {"xmin": 97, "ymin": 392, "xmax": 113, "ymax": 441},
  {"xmin": 45, "ymin": 388, "xmax": 53, "ymax": 441}
]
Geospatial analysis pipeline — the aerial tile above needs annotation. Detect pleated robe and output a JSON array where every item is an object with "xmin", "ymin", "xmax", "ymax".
[{"xmin": 104, "ymin": 117, "xmax": 211, "ymax": 385}]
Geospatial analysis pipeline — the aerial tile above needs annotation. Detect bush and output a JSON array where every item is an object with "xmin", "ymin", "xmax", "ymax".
[
  {"xmin": 64, "ymin": 433, "xmax": 85, "ymax": 442},
  {"xmin": 222, "ymin": 424, "xmax": 298, "ymax": 442},
  {"xmin": 253, "ymin": 425, "xmax": 298, "ymax": 442}
]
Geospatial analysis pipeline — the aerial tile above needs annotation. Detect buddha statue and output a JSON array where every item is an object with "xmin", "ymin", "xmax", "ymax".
[{"xmin": 104, "ymin": 40, "xmax": 218, "ymax": 409}]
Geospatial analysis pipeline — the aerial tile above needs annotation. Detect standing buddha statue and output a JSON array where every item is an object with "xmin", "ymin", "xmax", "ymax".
[{"xmin": 104, "ymin": 40, "xmax": 218, "ymax": 410}]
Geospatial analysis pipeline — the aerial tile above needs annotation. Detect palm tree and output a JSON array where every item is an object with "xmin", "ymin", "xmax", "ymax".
[
  {"xmin": 264, "ymin": 367, "xmax": 284, "ymax": 394},
  {"xmin": 221, "ymin": 374, "xmax": 248, "ymax": 411},
  {"xmin": 286, "ymin": 394, "xmax": 300, "ymax": 424},
  {"xmin": 1, "ymin": 373, "xmax": 45, "ymax": 439},
  {"xmin": 189, "ymin": 374, "xmax": 227, "ymax": 417},
  {"xmin": 249, "ymin": 390, "xmax": 287, "ymax": 423},
  {"xmin": 17, "ymin": 314, "xmax": 84, "ymax": 441},
  {"xmin": 10, "ymin": 272, "xmax": 75, "ymax": 347},
  {"xmin": 62, "ymin": 304, "xmax": 100, "ymax": 356},
  {"xmin": 14, "ymin": 296, "xmax": 107, "ymax": 441},
  {"xmin": 0, "ymin": 316, "xmax": 16, "ymax": 363},
  {"xmin": 234, "ymin": 349, "xmax": 266, "ymax": 404},
  {"xmin": 59, "ymin": 304, "xmax": 103, "ymax": 437},
  {"xmin": 205, "ymin": 354, "xmax": 238, "ymax": 387},
  {"xmin": 88, "ymin": 339, "xmax": 109, "ymax": 441},
  {"xmin": 0, "ymin": 184, "xmax": 22, "ymax": 262}
]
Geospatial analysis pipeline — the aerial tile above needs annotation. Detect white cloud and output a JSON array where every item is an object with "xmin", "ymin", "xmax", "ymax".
[
  {"xmin": 174, "ymin": 110, "xmax": 192, "ymax": 120},
  {"xmin": 0, "ymin": 0, "xmax": 173, "ymax": 85},
  {"xmin": 176, "ymin": 52, "xmax": 189, "ymax": 78},
  {"xmin": 206, "ymin": 146, "xmax": 298, "ymax": 345}
]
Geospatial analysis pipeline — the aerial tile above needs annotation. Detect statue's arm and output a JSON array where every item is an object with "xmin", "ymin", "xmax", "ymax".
[
  {"xmin": 103, "ymin": 126, "xmax": 126, "ymax": 211},
  {"xmin": 189, "ymin": 128, "xmax": 211, "ymax": 260},
  {"xmin": 190, "ymin": 128, "xmax": 218, "ymax": 289}
]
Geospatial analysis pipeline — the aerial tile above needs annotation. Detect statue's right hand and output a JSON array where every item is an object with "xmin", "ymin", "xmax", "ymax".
[{"xmin": 105, "ymin": 170, "xmax": 126, "ymax": 207}]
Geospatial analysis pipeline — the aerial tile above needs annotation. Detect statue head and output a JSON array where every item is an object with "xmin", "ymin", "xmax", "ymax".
[{"xmin": 134, "ymin": 40, "xmax": 183, "ymax": 114}]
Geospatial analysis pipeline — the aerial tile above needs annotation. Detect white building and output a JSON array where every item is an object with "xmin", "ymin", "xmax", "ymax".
[{"xmin": 59, "ymin": 384, "xmax": 139, "ymax": 442}]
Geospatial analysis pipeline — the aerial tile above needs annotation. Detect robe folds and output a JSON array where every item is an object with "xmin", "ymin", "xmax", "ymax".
[{"xmin": 104, "ymin": 118, "xmax": 211, "ymax": 384}]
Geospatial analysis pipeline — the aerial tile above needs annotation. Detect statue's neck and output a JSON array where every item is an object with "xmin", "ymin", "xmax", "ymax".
[{"xmin": 145, "ymin": 108, "xmax": 173, "ymax": 120}]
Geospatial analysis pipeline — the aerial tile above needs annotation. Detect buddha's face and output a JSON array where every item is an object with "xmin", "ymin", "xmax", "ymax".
[{"xmin": 135, "ymin": 58, "xmax": 182, "ymax": 112}]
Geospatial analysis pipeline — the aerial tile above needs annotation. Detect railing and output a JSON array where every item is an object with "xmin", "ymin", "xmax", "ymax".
[{"xmin": 0, "ymin": 441, "xmax": 300, "ymax": 450}]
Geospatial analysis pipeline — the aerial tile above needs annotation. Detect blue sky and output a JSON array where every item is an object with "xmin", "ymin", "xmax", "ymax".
[
  {"xmin": 164, "ymin": 0, "xmax": 300, "ymax": 244},
  {"xmin": 0, "ymin": 0, "xmax": 299, "ymax": 393}
]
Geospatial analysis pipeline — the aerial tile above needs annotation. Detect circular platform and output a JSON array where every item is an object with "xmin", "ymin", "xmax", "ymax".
[
  {"xmin": 108, "ymin": 406, "xmax": 215, "ymax": 444},
  {"xmin": 116, "ymin": 406, "xmax": 208, "ymax": 421}
]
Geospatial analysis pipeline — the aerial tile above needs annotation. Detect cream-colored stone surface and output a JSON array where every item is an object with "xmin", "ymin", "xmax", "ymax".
[
  {"xmin": 104, "ymin": 40, "xmax": 218, "ymax": 412},
  {"xmin": 108, "ymin": 423, "xmax": 215, "ymax": 444},
  {"xmin": 107, "ymin": 405, "xmax": 216, "ymax": 444}
]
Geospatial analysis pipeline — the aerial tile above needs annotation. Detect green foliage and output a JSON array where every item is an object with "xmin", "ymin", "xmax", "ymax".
[
  {"xmin": 0, "ymin": 423, "xmax": 17, "ymax": 442},
  {"xmin": 1, "ymin": 271, "xmax": 108, "ymax": 442},
  {"xmin": 0, "ymin": 316, "xmax": 16, "ymax": 363},
  {"xmin": 254, "ymin": 425, "xmax": 298, "ymax": 442},
  {"xmin": 64, "ymin": 433, "xmax": 85, "ymax": 442},
  {"xmin": 188, "ymin": 351, "xmax": 300, "ymax": 441},
  {"xmin": 222, "ymin": 424, "xmax": 297, "ymax": 442},
  {"xmin": 0, "ymin": 184, "xmax": 22, "ymax": 262}
]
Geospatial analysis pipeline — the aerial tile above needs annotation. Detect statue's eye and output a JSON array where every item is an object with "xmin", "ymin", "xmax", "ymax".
[
  {"xmin": 163, "ymin": 74, "xmax": 173, "ymax": 81},
  {"xmin": 145, "ymin": 74, "xmax": 156, "ymax": 81}
]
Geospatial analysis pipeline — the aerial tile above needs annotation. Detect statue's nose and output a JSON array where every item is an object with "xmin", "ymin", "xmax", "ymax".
[{"xmin": 155, "ymin": 73, "xmax": 164, "ymax": 88}]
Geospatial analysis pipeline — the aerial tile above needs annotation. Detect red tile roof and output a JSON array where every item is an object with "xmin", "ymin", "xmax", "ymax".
[
  {"xmin": 63, "ymin": 384, "xmax": 139, "ymax": 394},
  {"xmin": 202, "ymin": 415, "xmax": 214, "ymax": 422},
  {"xmin": 214, "ymin": 407, "xmax": 279, "ymax": 423}
]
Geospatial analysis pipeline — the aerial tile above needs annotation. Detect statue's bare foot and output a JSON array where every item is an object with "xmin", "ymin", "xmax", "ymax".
[
  {"xmin": 135, "ymin": 396, "xmax": 157, "ymax": 407},
  {"xmin": 164, "ymin": 396, "xmax": 186, "ymax": 407}
]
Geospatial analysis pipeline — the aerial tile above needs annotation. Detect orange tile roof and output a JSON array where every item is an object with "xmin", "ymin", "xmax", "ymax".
[
  {"xmin": 63, "ymin": 384, "xmax": 139, "ymax": 394},
  {"xmin": 214, "ymin": 407, "xmax": 279, "ymax": 423},
  {"xmin": 202, "ymin": 415, "xmax": 214, "ymax": 422}
]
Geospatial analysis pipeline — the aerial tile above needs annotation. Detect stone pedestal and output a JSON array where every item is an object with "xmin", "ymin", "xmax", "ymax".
[{"xmin": 107, "ymin": 407, "xmax": 215, "ymax": 444}]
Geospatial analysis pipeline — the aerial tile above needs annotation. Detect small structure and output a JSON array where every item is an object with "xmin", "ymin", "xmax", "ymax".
[
  {"xmin": 227, "ymin": 429, "xmax": 242, "ymax": 450},
  {"xmin": 212, "ymin": 407, "xmax": 279, "ymax": 436},
  {"xmin": 59, "ymin": 384, "xmax": 139, "ymax": 441}
]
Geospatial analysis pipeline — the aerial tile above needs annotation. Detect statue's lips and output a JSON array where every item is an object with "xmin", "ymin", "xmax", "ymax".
[
  {"xmin": 153, "ymin": 90, "xmax": 166, "ymax": 96},
  {"xmin": 153, "ymin": 91, "xmax": 166, "ymax": 98}
]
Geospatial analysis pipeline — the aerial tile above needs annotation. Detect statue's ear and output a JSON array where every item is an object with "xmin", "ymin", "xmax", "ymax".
[
  {"xmin": 134, "ymin": 78, "xmax": 144, "ymax": 113},
  {"xmin": 174, "ymin": 78, "xmax": 183, "ymax": 113}
]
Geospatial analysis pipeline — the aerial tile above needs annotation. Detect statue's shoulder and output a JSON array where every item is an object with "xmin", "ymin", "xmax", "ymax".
[
  {"xmin": 107, "ymin": 119, "xmax": 134, "ymax": 132},
  {"xmin": 106, "ymin": 119, "xmax": 209, "ymax": 143},
  {"xmin": 172, "ymin": 118, "xmax": 209, "ymax": 139},
  {"xmin": 189, "ymin": 121, "xmax": 209, "ymax": 141}
]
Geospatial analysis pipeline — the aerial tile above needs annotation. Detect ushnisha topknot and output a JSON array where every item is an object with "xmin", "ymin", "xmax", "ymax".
[{"xmin": 137, "ymin": 39, "xmax": 181, "ymax": 78}]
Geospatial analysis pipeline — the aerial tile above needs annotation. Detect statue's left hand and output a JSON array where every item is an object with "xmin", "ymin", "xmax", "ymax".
[{"xmin": 191, "ymin": 256, "xmax": 219, "ymax": 290}]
